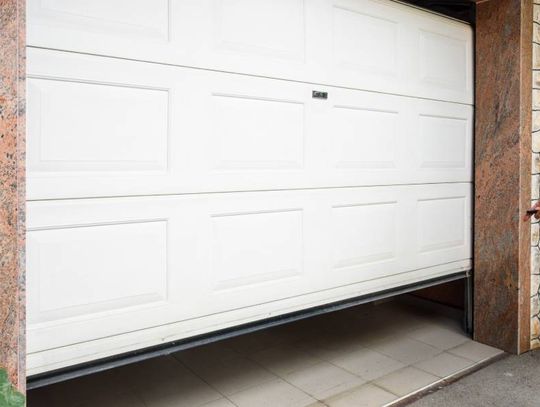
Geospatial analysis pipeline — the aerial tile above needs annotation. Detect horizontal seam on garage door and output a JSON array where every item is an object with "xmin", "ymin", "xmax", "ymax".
[
  {"xmin": 26, "ymin": 45, "xmax": 475, "ymax": 108},
  {"xmin": 26, "ymin": 180, "xmax": 474, "ymax": 202}
]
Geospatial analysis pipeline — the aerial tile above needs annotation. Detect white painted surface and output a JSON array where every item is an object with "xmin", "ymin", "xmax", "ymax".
[
  {"xmin": 27, "ymin": 49, "xmax": 472, "ymax": 200},
  {"xmin": 26, "ymin": 0, "xmax": 474, "ymax": 374},
  {"xmin": 26, "ymin": 184, "xmax": 471, "ymax": 356},
  {"xmin": 27, "ymin": 0, "xmax": 473, "ymax": 104}
]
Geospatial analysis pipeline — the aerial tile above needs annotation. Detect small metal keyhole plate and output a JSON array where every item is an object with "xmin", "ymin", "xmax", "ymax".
[{"xmin": 312, "ymin": 90, "xmax": 328, "ymax": 99}]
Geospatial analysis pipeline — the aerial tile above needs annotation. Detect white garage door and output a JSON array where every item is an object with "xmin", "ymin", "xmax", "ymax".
[{"xmin": 26, "ymin": 0, "xmax": 473, "ymax": 375}]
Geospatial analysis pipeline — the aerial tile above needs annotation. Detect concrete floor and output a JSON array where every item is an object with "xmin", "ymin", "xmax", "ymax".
[{"xmin": 409, "ymin": 350, "xmax": 540, "ymax": 407}]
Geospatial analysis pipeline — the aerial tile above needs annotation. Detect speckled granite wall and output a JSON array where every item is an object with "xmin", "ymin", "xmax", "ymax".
[
  {"xmin": 0, "ymin": 0, "xmax": 26, "ymax": 391},
  {"xmin": 531, "ymin": 2, "xmax": 540, "ymax": 349},
  {"xmin": 475, "ymin": 0, "xmax": 532, "ymax": 354}
]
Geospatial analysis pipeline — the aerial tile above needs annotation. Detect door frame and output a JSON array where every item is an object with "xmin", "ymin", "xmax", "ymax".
[{"xmin": 0, "ymin": 0, "xmax": 534, "ymax": 393}]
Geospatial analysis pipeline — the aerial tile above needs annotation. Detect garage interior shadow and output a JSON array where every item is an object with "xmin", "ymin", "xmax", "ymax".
[{"xmin": 26, "ymin": 283, "xmax": 504, "ymax": 407}]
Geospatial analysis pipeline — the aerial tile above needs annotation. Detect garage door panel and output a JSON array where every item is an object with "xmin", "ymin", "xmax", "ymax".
[
  {"xmin": 327, "ymin": 0, "xmax": 406, "ymax": 96},
  {"xmin": 331, "ymin": 4, "xmax": 399, "ymax": 76},
  {"xmin": 330, "ymin": 200, "xmax": 399, "ymax": 278},
  {"xmin": 327, "ymin": 90, "xmax": 406, "ymax": 174},
  {"xmin": 415, "ymin": 186, "xmax": 471, "ymax": 268},
  {"xmin": 208, "ymin": 92, "xmax": 306, "ymax": 171},
  {"xmin": 27, "ymin": 184, "xmax": 471, "ymax": 352},
  {"xmin": 27, "ymin": 220, "xmax": 168, "ymax": 325},
  {"xmin": 28, "ymin": 0, "xmax": 473, "ymax": 104},
  {"xmin": 27, "ymin": 49, "xmax": 472, "ymax": 200},
  {"xmin": 414, "ymin": 100, "xmax": 473, "ymax": 175},
  {"xmin": 32, "ymin": 0, "xmax": 170, "ymax": 40},
  {"xmin": 210, "ymin": 208, "xmax": 304, "ymax": 290},
  {"xmin": 214, "ymin": 0, "xmax": 306, "ymax": 62},
  {"xmin": 27, "ymin": 77, "xmax": 169, "ymax": 173},
  {"xmin": 412, "ymin": 23, "xmax": 473, "ymax": 103}
]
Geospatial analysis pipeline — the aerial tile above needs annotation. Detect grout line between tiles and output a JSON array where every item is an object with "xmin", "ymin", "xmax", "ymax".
[
  {"xmin": 383, "ymin": 352, "xmax": 508, "ymax": 407},
  {"xmin": 241, "ymin": 347, "xmax": 323, "ymax": 405},
  {"xmin": 169, "ymin": 353, "xmax": 241, "ymax": 407}
]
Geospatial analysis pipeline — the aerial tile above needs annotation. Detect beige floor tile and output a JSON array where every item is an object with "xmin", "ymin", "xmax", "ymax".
[
  {"xmin": 373, "ymin": 366, "xmax": 439, "ymax": 397},
  {"xmin": 406, "ymin": 325, "xmax": 470, "ymax": 350},
  {"xmin": 136, "ymin": 373, "xmax": 222, "ymax": 407},
  {"xmin": 299, "ymin": 333, "xmax": 370, "ymax": 362},
  {"xmin": 118, "ymin": 356, "xmax": 222, "ymax": 407},
  {"xmin": 342, "ymin": 321, "xmax": 398, "ymax": 346},
  {"xmin": 436, "ymin": 317, "xmax": 465, "ymax": 333},
  {"xmin": 329, "ymin": 348, "xmax": 405, "ymax": 381},
  {"xmin": 283, "ymin": 361, "xmax": 365, "ymax": 400},
  {"xmin": 181, "ymin": 354, "xmax": 278, "ymax": 396},
  {"xmin": 201, "ymin": 398, "xmax": 237, "ymax": 407},
  {"xmin": 448, "ymin": 340, "xmax": 504, "ymax": 362},
  {"xmin": 250, "ymin": 344, "xmax": 322, "ymax": 376},
  {"xmin": 118, "ymin": 356, "xmax": 194, "ymax": 386},
  {"xmin": 228, "ymin": 378, "xmax": 316, "ymax": 407},
  {"xmin": 413, "ymin": 352, "xmax": 475, "ymax": 378},
  {"xmin": 325, "ymin": 383, "xmax": 398, "ymax": 407},
  {"xmin": 369, "ymin": 337, "xmax": 442, "ymax": 365}
]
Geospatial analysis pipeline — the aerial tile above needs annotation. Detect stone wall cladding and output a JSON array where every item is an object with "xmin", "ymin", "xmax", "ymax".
[{"xmin": 532, "ymin": 1, "xmax": 540, "ymax": 349}]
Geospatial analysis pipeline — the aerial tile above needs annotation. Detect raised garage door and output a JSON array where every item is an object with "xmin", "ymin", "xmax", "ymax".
[{"xmin": 26, "ymin": 0, "xmax": 473, "ymax": 375}]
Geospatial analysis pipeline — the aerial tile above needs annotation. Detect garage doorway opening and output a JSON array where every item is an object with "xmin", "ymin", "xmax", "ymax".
[{"xmin": 23, "ymin": 0, "xmax": 482, "ymax": 392}]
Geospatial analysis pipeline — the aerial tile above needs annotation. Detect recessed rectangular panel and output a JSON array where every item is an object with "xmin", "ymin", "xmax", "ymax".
[
  {"xmin": 418, "ymin": 115, "xmax": 467, "ymax": 169},
  {"xmin": 27, "ymin": 78, "xmax": 169, "ymax": 173},
  {"xmin": 212, "ymin": 94, "xmax": 304, "ymax": 170},
  {"xmin": 420, "ymin": 30, "xmax": 467, "ymax": 91},
  {"xmin": 28, "ymin": 0, "xmax": 473, "ymax": 104},
  {"xmin": 332, "ymin": 201, "xmax": 397, "ymax": 269},
  {"xmin": 34, "ymin": 0, "xmax": 169, "ymax": 40},
  {"xmin": 214, "ymin": 0, "xmax": 305, "ymax": 60},
  {"xmin": 27, "ymin": 220, "xmax": 167, "ymax": 323},
  {"xmin": 332, "ymin": 105, "xmax": 397, "ymax": 169},
  {"xmin": 333, "ymin": 6, "xmax": 398, "ymax": 75},
  {"xmin": 211, "ymin": 209, "xmax": 303, "ymax": 289},
  {"xmin": 418, "ymin": 197, "xmax": 465, "ymax": 253}
]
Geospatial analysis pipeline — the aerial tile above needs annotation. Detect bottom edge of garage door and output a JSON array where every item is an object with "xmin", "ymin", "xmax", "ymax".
[{"xmin": 26, "ymin": 259, "xmax": 471, "ymax": 377}]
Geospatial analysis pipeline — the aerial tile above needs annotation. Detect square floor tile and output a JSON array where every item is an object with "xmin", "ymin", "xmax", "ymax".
[
  {"xmin": 414, "ymin": 352, "xmax": 475, "ymax": 378},
  {"xmin": 284, "ymin": 361, "xmax": 365, "ymax": 400},
  {"xmin": 118, "ymin": 356, "xmax": 195, "ymax": 386},
  {"xmin": 180, "ymin": 354, "xmax": 277, "ymax": 396},
  {"xmin": 369, "ymin": 337, "xmax": 442, "ymax": 365},
  {"xmin": 373, "ymin": 366, "xmax": 439, "ymax": 397},
  {"xmin": 325, "ymin": 383, "xmax": 398, "ymax": 407},
  {"xmin": 329, "ymin": 348, "xmax": 405, "ymax": 381},
  {"xmin": 407, "ymin": 325, "xmax": 470, "ymax": 350},
  {"xmin": 136, "ymin": 372, "xmax": 222, "ymax": 407},
  {"xmin": 448, "ymin": 341, "xmax": 504, "ymax": 362},
  {"xmin": 200, "ymin": 399, "xmax": 237, "ymax": 407},
  {"xmin": 250, "ymin": 345, "xmax": 321, "ymax": 376},
  {"xmin": 228, "ymin": 378, "xmax": 316, "ymax": 407},
  {"xmin": 119, "ymin": 356, "xmax": 222, "ymax": 407}
]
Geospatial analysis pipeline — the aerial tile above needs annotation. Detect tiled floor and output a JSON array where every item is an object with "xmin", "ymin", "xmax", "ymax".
[{"xmin": 28, "ymin": 298, "xmax": 503, "ymax": 407}]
